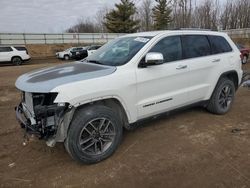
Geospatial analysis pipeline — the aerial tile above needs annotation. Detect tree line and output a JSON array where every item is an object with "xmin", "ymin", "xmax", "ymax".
[{"xmin": 66, "ymin": 0, "xmax": 250, "ymax": 33}]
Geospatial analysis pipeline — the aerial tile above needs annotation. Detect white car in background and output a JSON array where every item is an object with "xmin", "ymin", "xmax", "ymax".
[
  {"xmin": 87, "ymin": 45, "xmax": 102, "ymax": 56},
  {"xmin": 56, "ymin": 47, "xmax": 74, "ymax": 60},
  {"xmin": 0, "ymin": 46, "xmax": 30, "ymax": 65}
]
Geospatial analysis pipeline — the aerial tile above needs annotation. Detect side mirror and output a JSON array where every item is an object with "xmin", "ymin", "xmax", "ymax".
[{"xmin": 145, "ymin": 52, "xmax": 164, "ymax": 65}]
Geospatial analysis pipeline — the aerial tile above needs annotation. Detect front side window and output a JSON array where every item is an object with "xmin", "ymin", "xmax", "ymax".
[
  {"xmin": 149, "ymin": 36, "xmax": 182, "ymax": 63},
  {"xmin": 87, "ymin": 36, "xmax": 152, "ymax": 66},
  {"xmin": 208, "ymin": 35, "xmax": 232, "ymax": 54},
  {"xmin": 182, "ymin": 35, "xmax": 211, "ymax": 59},
  {"xmin": 0, "ymin": 47, "xmax": 13, "ymax": 52}
]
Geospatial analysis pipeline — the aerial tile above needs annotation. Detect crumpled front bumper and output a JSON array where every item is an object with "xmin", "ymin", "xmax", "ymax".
[{"xmin": 15, "ymin": 104, "xmax": 40, "ymax": 136}]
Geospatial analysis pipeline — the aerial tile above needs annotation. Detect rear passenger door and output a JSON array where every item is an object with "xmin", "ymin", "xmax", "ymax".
[
  {"xmin": 0, "ymin": 47, "xmax": 13, "ymax": 62},
  {"xmin": 180, "ymin": 35, "xmax": 225, "ymax": 103},
  {"xmin": 208, "ymin": 35, "xmax": 234, "ymax": 67}
]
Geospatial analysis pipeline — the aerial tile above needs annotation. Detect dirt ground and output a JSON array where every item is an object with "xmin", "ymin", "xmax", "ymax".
[{"xmin": 0, "ymin": 59, "xmax": 250, "ymax": 188}]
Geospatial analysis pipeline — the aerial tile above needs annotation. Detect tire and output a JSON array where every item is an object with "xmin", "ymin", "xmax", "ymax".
[
  {"xmin": 64, "ymin": 55, "xmax": 70, "ymax": 60},
  {"xmin": 242, "ymin": 55, "xmax": 248, "ymax": 64},
  {"xmin": 65, "ymin": 105, "xmax": 123, "ymax": 164},
  {"xmin": 207, "ymin": 77, "xmax": 235, "ymax": 115},
  {"xmin": 12, "ymin": 56, "xmax": 22, "ymax": 65}
]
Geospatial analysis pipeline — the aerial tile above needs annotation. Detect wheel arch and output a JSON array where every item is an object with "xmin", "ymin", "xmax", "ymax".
[
  {"xmin": 55, "ymin": 97, "xmax": 131, "ymax": 143},
  {"xmin": 11, "ymin": 55, "xmax": 23, "ymax": 61},
  {"xmin": 73, "ymin": 97, "xmax": 131, "ymax": 130},
  {"xmin": 216, "ymin": 70, "xmax": 239, "ymax": 91},
  {"xmin": 243, "ymin": 53, "xmax": 249, "ymax": 58}
]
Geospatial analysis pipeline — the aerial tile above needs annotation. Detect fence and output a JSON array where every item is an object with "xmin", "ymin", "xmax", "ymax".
[
  {"xmin": 223, "ymin": 28, "xmax": 250, "ymax": 38},
  {"xmin": 0, "ymin": 33, "xmax": 125, "ymax": 45},
  {"xmin": 0, "ymin": 29, "xmax": 249, "ymax": 45}
]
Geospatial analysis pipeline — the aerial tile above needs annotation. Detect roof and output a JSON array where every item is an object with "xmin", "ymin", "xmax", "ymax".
[{"xmin": 122, "ymin": 29, "xmax": 227, "ymax": 38}]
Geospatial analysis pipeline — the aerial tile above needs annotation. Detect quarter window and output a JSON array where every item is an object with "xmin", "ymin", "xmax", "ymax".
[
  {"xmin": 182, "ymin": 35, "xmax": 211, "ymax": 59},
  {"xmin": 14, "ymin": 46, "xmax": 27, "ymax": 51},
  {"xmin": 208, "ymin": 35, "xmax": 232, "ymax": 54},
  {"xmin": 149, "ymin": 36, "xmax": 182, "ymax": 63}
]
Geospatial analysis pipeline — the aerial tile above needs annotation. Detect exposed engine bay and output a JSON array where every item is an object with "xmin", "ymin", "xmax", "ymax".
[{"xmin": 15, "ymin": 92, "xmax": 74, "ymax": 146}]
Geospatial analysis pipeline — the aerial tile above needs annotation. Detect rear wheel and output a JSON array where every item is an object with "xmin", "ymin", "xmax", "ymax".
[
  {"xmin": 242, "ymin": 55, "xmax": 248, "ymax": 64},
  {"xmin": 65, "ymin": 105, "xmax": 123, "ymax": 164},
  {"xmin": 207, "ymin": 78, "xmax": 235, "ymax": 115},
  {"xmin": 12, "ymin": 56, "xmax": 22, "ymax": 65}
]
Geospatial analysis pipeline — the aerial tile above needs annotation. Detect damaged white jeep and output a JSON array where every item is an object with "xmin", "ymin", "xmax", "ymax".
[{"xmin": 15, "ymin": 30, "xmax": 243, "ymax": 164}]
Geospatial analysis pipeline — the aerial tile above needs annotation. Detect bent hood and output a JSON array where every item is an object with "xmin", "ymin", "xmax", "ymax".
[{"xmin": 15, "ymin": 61, "xmax": 116, "ymax": 93}]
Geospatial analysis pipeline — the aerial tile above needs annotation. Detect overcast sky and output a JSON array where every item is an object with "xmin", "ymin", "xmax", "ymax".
[{"xmin": 0, "ymin": 0, "xmax": 121, "ymax": 33}]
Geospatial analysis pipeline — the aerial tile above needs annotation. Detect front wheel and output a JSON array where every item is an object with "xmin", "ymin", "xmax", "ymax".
[
  {"xmin": 65, "ymin": 105, "xmax": 123, "ymax": 164},
  {"xmin": 64, "ymin": 55, "xmax": 70, "ymax": 60},
  {"xmin": 207, "ymin": 78, "xmax": 235, "ymax": 115}
]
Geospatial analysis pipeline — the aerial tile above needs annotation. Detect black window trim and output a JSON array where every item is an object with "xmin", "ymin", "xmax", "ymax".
[{"xmin": 138, "ymin": 34, "xmax": 234, "ymax": 68}]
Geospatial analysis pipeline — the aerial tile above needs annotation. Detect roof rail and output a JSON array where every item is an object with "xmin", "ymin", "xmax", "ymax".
[{"xmin": 174, "ymin": 28, "xmax": 213, "ymax": 31}]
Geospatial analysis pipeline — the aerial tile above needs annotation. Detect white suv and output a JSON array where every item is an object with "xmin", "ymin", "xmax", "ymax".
[
  {"xmin": 15, "ymin": 30, "xmax": 243, "ymax": 164},
  {"xmin": 0, "ymin": 46, "xmax": 30, "ymax": 65}
]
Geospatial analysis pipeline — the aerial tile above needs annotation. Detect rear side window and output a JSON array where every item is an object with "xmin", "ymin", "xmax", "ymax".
[
  {"xmin": 14, "ymin": 46, "xmax": 27, "ymax": 51},
  {"xmin": 0, "ymin": 47, "xmax": 13, "ymax": 52},
  {"xmin": 208, "ymin": 35, "xmax": 232, "ymax": 54},
  {"xmin": 182, "ymin": 35, "xmax": 211, "ymax": 59},
  {"xmin": 149, "ymin": 36, "xmax": 182, "ymax": 63}
]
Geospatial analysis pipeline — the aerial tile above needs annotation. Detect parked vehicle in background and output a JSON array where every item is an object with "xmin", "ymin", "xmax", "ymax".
[
  {"xmin": 56, "ymin": 47, "xmax": 78, "ymax": 60},
  {"xmin": 87, "ymin": 45, "xmax": 102, "ymax": 56},
  {"xmin": 236, "ymin": 44, "xmax": 249, "ymax": 64},
  {"xmin": 0, "ymin": 46, "xmax": 30, "ymax": 65},
  {"xmin": 70, "ymin": 45, "xmax": 102, "ymax": 60},
  {"xmin": 15, "ymin": 30, "xmax": 242, "ymax": 164},
  {"xmin": 70, "ymin": 46, "xmax": 89, "ymax": 60}
]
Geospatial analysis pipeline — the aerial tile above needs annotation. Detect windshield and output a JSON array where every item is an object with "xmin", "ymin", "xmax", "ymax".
[
  {"xmin": 65, "ymin": 48, "xmax": 73, "ymax": 52},
  {"xmin": 86, "ymin": 36, "xmax": 152, "ymax": 66}
]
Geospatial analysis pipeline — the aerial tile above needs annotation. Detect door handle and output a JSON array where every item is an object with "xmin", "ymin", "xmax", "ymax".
[
  {"xmin": 176, "ymin": 65, "xmax": 187, "ymax": 70},
  {"xmin": 212, "ymin": 59, "xmax": 221, "ymax": 63}
]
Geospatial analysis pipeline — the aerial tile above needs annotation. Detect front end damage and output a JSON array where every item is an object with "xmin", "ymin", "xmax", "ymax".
[{"xmin": 15, "ymin": 92, "xmax": 74, "ymax": 147}]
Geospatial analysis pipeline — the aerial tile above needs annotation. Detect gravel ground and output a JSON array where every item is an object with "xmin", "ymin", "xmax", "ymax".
[{"xmin": 0, "ymin": 59, "xmax": 249, "ymax": 188}]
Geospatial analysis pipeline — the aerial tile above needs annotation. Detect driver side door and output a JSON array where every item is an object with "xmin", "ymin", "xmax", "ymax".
[{"xmin": 136, "ymin": 35, "xmax": 190, "ymax": 119}]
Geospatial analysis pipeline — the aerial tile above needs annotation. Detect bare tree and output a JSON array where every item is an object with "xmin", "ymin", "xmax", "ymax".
[
  {"xmin": 66, "ymin": 18, "xmax": 99, "ymax": 33},
  {"xmin": 220, "ymin": 0, "xmax": 250, "ymax": 29},
  {"xmin": 171, "ymin": 0, "xmax": 192, "ymax": 28},
  {"xmin": 192, "ymin": 0, "xmax": 220, "ymax": 30},
  {"xmin": 137, "ymin": 0, "xmax": 153, "ymax": 31},
  {"xmin": 95, "ymin": 6, "xmax": 110, "ymax": 33},
  {"xmin": 66, "ymin": 0, "xmax": 250, "ymax": 33}
]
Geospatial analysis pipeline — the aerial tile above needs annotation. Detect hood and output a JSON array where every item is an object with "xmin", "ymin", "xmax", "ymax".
[{"xmin": 15, "ymin": 61, "xmax": 116, "ymax": 93}]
